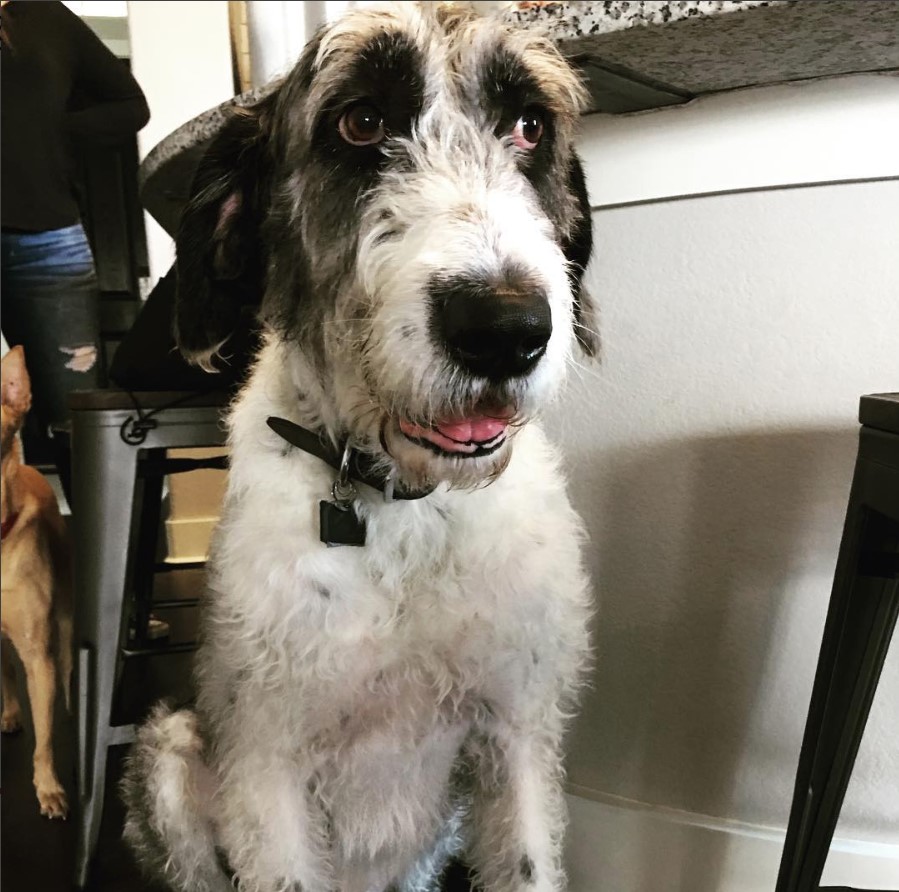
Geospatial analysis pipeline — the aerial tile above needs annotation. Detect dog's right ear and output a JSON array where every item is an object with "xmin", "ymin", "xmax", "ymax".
[
  {"xmin": 175, "ymin": 101, "xmax": 273, "ymax": 370},
  {"xmin": 562, "ymin": 152, "xmax": 599, "ymax": 357},
  {"xmin": 0, "ymin": 346, "xmax": 32, "ymax": 414}
]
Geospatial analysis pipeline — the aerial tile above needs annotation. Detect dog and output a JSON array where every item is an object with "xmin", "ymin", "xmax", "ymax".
[
  {"xmin": 1, "ymin": 345, "xmax": 73, "ymax": 819},
  {"xmin": 123, "ymin": 5, "xmax": 597, "ymax": 891}
]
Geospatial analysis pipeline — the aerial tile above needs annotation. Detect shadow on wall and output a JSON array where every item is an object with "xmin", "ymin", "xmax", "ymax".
[{"xmin": 564, "ymin": 425, "xmax": 859, "ymax": 892}]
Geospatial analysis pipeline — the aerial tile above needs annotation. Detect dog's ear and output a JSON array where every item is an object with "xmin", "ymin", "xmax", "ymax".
[
  {"xmin": 1, "ymin": 346, "xmax": 32, "ymax": 415},
  {"xmin": 562, "ymin": 153, "xmax": 599, "ymax": 357},
  {"xmin": 175, "ymin": 102, "xmax": 273, "ymax": 370}
]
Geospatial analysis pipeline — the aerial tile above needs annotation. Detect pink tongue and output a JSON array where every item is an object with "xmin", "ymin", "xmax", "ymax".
[
  {"xmin": 435, "ymin": 416, "xmax": 508, "ymax": 443},
  {"xmin": 399, "ymin": 413, "xmax": 510, "ymax": 454}
]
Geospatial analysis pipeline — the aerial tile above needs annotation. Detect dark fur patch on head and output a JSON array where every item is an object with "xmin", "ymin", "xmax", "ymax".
[
  {"xmin": 481, "ymin": 46, "xmax": 558, "ymax": 192},
  {"xmin": 258, "ymin": 26, "xmax": 428, "ymax": 354},
  {"xmin": 322, "ymin": 30, "xmax": 425, "ymax": 135}
]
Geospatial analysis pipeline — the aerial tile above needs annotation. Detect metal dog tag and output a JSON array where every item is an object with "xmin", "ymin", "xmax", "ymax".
[{"xmin": 319, "ymin": 499, "xmax": 366, "ymax": 547}]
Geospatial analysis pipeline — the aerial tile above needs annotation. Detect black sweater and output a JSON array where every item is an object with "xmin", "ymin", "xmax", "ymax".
[{"xmin": 1, "ymin": 0, "xmax": 150, "ymax": 232}]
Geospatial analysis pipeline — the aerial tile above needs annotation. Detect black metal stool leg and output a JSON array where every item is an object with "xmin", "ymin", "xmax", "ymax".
[
  {"xmin": 131, "ymin": 455, "xmax": 166, "ymax": 648},
  {"xmin": 777, "ymin": 430, "xmax": 899, "ymax": 892},
  {"xmin": 72, "ymin": 412, "xmax": 141, "ymax": 888}
]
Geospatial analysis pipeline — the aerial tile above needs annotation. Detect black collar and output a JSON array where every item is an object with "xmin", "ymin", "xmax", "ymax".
[{"xmin": 266, "ymin": 416, "xmax": 435, "ymax": 501}]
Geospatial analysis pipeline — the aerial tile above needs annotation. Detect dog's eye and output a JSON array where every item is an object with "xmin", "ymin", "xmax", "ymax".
[
  {"xmin": 339, "ymin": 104, "xmax": 386, "ymax": 146},
  {"xmin": 511, "ymin": 110, "xmax": 544, "ymax": 150}
]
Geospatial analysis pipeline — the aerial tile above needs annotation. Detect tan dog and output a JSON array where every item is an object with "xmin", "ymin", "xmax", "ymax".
[{"xmin": 1, "ymin": 345, "xmax": 73, "ymax": 818}]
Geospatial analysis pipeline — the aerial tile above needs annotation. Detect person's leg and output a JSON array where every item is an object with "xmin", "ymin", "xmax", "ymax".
[{"xmin": 1, "ymin": 224, "xmax": 105, "ymax": 495}]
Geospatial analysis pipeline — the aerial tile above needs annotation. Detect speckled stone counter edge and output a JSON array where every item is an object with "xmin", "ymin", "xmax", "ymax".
[
  {"xmin": 138, "ymin": 82, "xmax": 278, "ymax": 189},
  {"xmin": 507, "ymin": 0, "xmax": 779, "ymax": 41}
]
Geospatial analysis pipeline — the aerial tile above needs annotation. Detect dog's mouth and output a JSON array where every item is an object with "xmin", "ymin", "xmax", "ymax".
[{"xmin": 398, "ymin": 411, "xmax": 512, "ymax": 459}]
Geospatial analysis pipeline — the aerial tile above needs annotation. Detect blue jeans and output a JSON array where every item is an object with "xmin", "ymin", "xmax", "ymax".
[{"xmin": 1, "ymin": 223, "xmax": 105, "ymax": 463}]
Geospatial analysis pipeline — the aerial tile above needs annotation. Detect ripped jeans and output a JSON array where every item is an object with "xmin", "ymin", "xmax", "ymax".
[{"xmin": 1, "ymin": 223, "xmax": 105, "ymax": 466}]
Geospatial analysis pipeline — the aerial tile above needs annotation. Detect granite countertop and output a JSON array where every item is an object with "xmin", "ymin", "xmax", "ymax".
[
  {"xmin": 509, "ymin": 0, "xmax": 776, "ymax": 39},
  {"xmin": 140, "ymin": 0, "xmax": 899, "ymax": 235},
  {"xmin": 524, "ymin": 0, "xmax": 899, "ymax": 113}
]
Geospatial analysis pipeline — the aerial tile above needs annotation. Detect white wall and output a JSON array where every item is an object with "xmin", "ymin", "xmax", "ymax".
[
  {"xmin": 126, "ymin": 0, "xmax": 234, "ymax": 287},
  {"xmin": 578, "ymin": 74, "xmax": 899, "ymax": 208},
  {"xmin": 565, "ymin": 791, "xmax": 899, "ymax": 892},
  {"xmin": 559, "ymin": 76, "xmax": 899, "ymax": 890},
  {"xmin": 246, "ymin": 1, "xmax": 348, "ymax": 87}
]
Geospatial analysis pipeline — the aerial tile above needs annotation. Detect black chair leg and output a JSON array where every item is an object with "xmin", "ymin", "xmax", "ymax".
[
  {"xmin": 131, "ymin": 454, "xmax": 166, "ymax": 648},
  {"xmin": 776, "ymin": 431, "xmax": 899, "ymax": 892}
]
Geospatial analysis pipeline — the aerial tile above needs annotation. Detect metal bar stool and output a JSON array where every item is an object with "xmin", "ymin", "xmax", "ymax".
[
  {"xmin": 776, "ymin": 394, "xmax": 899, "ymax": 892},
  {"xmin": 69, "ymin": 389, "xmax": 228, "ymax": 888}
]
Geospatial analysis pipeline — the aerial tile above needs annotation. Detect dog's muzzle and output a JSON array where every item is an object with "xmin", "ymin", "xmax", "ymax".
[{"xmin": 430, "ymin": 276, "xmax": 553, "ymax": 382}]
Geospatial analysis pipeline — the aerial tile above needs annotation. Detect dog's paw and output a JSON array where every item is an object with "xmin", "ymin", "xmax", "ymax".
[
  {"xmin": 1, "ymin": 711, "xmax": 23, "ymax": 734},
  {"xmin": 36, "ymin": 782, "xmax": 68, "ymax": 820}
]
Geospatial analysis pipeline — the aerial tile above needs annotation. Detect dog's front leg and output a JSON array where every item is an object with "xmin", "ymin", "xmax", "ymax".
[
  {"xmin": 465, "ymin": 726, "xmax": 566, "ymax": 892},
  {"xmin": 216, "ymin": 749, "xmax": 332, "ymax": 892},
  {"xmin": 10, "ymin": 616, "xmax": 68, "ymax": 818},
  {"xmin": 1, "ymin": 642, "xmax": 23, "ymax": 733}
]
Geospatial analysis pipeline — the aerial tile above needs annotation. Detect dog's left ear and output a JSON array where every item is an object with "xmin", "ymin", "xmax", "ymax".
[
  {"xmin": 1, "ymin": 345, "xmax": 32, "ymax": 414},
  {"xmin": 174, "ymin": 100, "xmax": 274, "ymax": 370},
  {"xmin": 562, "ymin": 153, "xmax": 599, "ymax": 356}
]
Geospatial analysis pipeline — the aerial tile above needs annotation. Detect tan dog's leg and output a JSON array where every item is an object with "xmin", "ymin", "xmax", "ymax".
[
  {"xmin": 57, "ymin": 608, "xmax": 73, "ymax": 713},
  {"xmin": 1, "ymin": 642, "xmax": 23, "ymax": 733},
  {"xmin": 54, "ymin": 561, "xmax": 74, "ymax": 713},
  {"xmin": 50, "ymin": 515, "xmax": 74, "ymax": 712},
  {"xmin": 7, "ymin": 607, "xmax": 68, "ymax": 818}
]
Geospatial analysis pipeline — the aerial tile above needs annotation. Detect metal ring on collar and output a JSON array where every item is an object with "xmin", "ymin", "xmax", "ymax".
[{"xmin": 331, "ymin": 441, "xmax": 357, "ymax": 507}]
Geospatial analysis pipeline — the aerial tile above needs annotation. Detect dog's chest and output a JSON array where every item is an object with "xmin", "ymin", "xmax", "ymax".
[
  {"xmin": 294, "ymin": 497, "xmax": 561, "ymax": 731},
  {"xmin": 217, "ymin": 422, "xmax": 585, "ymax": 733},
  {"xmin": 298, "ymin": 496, "xmax": 568, "ymax": 876}
]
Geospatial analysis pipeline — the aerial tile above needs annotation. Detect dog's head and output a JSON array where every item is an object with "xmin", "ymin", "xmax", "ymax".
[
  {"xmin": 176, "ymin": 3, "xmax": 595, "ymax": 492},
  {"xmin": 1, "ymin": 346, "xmax": 32, "ymax": 458}
]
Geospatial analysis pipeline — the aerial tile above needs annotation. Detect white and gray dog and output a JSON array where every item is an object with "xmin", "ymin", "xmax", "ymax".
[{"xmin": 123, "ymin": 4, "xmax": 597, "ymax": 892}]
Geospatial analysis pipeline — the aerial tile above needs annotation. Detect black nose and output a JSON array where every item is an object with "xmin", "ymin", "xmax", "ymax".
[{"xmin": 431, "ymin": 277, "xmax": 553, "ymax": 381}]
